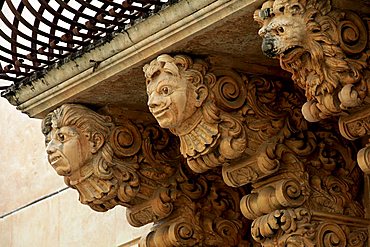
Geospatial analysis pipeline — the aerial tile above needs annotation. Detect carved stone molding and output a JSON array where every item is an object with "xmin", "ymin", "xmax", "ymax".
[
  {"xmin": 238, "ymin": 123, "xmax": 365, "ymax": 221},
  {"xmin": 254, "ymin": 0, "xmax": 369, "ymax": 122},
  {"xmin": 42, "ymin": 104, "xmax": 248, "ymax": 246},
  {"xmin": 251, "ymin": 208, "xmax": 369, "ymax": 247}
]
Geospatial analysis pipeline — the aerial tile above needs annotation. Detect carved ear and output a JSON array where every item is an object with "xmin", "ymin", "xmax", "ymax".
[
  {"xmin": 288, "ymin": 3, "xmax": 304, "ymax": 15},
  {"xmin": 195, "ymin": 85, "xmax": 208, "ymax": 107},
  {"xmin": 90, "ymin": 132, "xmax": 105, "ymax": 154}
]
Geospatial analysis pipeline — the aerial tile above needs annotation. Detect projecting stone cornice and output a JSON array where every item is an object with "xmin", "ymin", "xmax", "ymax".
[{"xmin": 2, "ymin": 0, "xmax": 281, "ymax": 119}]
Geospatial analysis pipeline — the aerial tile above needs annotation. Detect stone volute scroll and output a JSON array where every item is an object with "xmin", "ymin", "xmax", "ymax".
[
  {"xmin": 41, "ymin": 103, "xmax": 249, "ymax": 246},
  {"xmin": 144, "ymin": 54, "xmax": 369, "ymax": 246},
  {"xmin": 254, "ymin": 0, "xmax": 370, "ymax": 174},
  {"xmin": 144, "ymin": 54, "xmax": 307, "ymax": 185}
]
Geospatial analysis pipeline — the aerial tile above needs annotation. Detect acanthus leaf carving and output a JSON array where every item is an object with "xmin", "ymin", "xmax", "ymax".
[
  {"xmin": 251, "ymin": 208, "xmax": 316, "ymax": 247},
  {"xmin": 306, "ymin": 128, "xmax": 364, "ymax": 217},
  {"xmin": 251, "ymin": 208, "xmax": 369, "ymax": 247}
]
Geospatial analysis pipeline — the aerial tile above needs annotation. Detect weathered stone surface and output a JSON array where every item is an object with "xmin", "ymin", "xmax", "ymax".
[
  {"xmin": 254, "ymin": 0, "xmax": 370, "ymax": 175},
  {"xmin": 42, "ymin": 104, "xmax": 249, "ymax": 246},
  {"xmin": 144, "ymin": 53, "xmax": 369, "ymax": 246}
]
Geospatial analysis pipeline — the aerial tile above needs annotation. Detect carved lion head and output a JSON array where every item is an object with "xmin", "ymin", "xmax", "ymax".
[{"xmin": 255, "ymin": 0, "xmax": 368, "ymax": 121}]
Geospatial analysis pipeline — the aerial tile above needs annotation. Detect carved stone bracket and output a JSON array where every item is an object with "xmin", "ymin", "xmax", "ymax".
[
  {"xmin": 339, "ymin": 107, "xmax": 370, "ymax": 173},
  {"xmin": 254, "ymin": 0, "xmax": 370, "ymax": 175},
  {"xmin": 42, "ymin": 104, "xmax": 248, "ymax": 246},
  {"xmin": 143, "ymin": 53, "xmax": 368, "ymax": 246},
  {"xmin": 144, "ymin": 54, "xmax": 306, "ymax": 181},
  {"xmin": 251, "ymin": 208, "xmax": 369, "ymax": 247},
  {"xmin": 254, "ymin": 0, "xmax": 369, "ymax": 121}
]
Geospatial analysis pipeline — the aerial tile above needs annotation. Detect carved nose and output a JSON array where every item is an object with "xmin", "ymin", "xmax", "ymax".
[
  {"xmin": 147, "ymin": 94, "xmax": 160, "ymax": 109},
  {"xmin": 46, "ymin": 140, "xmax": 57, "ymax": 154},
  {"xmin": 261, "ymin": 39, "xmax": 276, "ymax": 58},
  {"xmin": 258, "ymin": 27, "xmax": 267, "ymax": 36}
]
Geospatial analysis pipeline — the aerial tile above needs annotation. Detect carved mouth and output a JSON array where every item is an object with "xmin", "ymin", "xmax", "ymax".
[
  {"xmin": 49, "ymin": 155, "xmax": 62, "ymax": 165},
  {"xmin": 152, "ymin": 107, "xmax": 169, "ymax": 118},
  {"xmin": 280, "ymin": 45, "xmax": 304, "ymax": 62}
]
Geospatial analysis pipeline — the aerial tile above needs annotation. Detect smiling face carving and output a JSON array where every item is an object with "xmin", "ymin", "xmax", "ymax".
[
  {"xmin": 144, "ymin": 54, "xmax": 208, "ymax": 131},
  {"xmin": 146, "ymin": 69, "xmax": 198, "ymax": 129}
]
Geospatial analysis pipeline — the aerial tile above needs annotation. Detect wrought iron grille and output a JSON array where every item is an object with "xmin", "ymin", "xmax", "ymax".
[{"xmin": 0, "ymin": 0, "xmax": 173, "ymax": 88}]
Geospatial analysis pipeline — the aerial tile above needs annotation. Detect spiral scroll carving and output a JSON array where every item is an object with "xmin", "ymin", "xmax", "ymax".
[
  {"xmin": 348, "ymin": 231, "xmax": 368, "ymax": 247},
  {"xmin": 214, "ymin": 219, "xmax": 241, "ymax": 246},
  {"xmin": 317, "ymin": 223, "xmax": 347, "ymax": 247},
  {"xmin": 338, "ymin": 12, "xmax": 368, "ymax": 55},
  {"xmin": 275, "ymin": 178, "xmax": 306, "ymax": 207},
  {"xmin": 241, "ymin": 178, "xmax": 307, "ymax": 220},
  {"xmin": 111, "ymin": 123, "xmax": 142, "ymax": 157},
  {"xmin": 213, "ymin": 70, "xmax": 247, "ymax": 111}
]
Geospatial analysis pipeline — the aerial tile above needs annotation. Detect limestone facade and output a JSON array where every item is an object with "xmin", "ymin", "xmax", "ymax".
[
  {"xmin": 1, "ymin": 0, "xmax": 369, "ymax": 246},
  {"xmin": 0, "ymin": 98, "xmax": 150, "ymax": 246}
]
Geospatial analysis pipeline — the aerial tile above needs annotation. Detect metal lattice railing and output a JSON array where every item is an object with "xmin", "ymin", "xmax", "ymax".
[{"xmin": 0, "ymin": 0, "xmax": 174, "ymax": 88}]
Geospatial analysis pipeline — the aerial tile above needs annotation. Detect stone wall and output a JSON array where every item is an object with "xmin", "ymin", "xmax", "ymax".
[{"xmin": 0, "ymin": 97, "xmax": 149, "ymax": 246}]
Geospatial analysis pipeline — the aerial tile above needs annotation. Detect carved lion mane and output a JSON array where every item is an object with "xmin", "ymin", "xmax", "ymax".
[{"xmin": 255, "ymin": 0, "xmax": 369, "ymax": 121}]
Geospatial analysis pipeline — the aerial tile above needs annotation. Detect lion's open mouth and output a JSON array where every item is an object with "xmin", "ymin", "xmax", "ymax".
[{"xmin": 280, "ymin": 45, "xmax": 305, "ymax": 63}]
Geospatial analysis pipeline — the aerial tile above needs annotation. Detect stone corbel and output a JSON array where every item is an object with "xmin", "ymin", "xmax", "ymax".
[
  {"xmin": 144, "ymin": 54, "xmax": 305, "ymax": 181},
  {"xmin": 339, "ymin": 108, "xmax": 370, "ymax": 173},
  {"xmin": 240, "ymin": 177, "xmax": 308, "ymax": 220},
  {"xmin": 251, "ymin": 208, "xmax": 370, "ymax": 246},
  {"xmin": 254, "ymin": 0, "xmax": 370, "ymax": 175},
  {"xmin": 143, "ymin": 53, "xmax": 368, "ymax": 246},
  {"xmin": 41, "ymin": 104, "xmax": 248, "ymax": 246}
]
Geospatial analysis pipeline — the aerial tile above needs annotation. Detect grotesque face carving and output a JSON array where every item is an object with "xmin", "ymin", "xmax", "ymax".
[
  {"xmin": 254, "ymin": 0, "xmax": 370, "ymax": 121},
  {"xmin": 255, "ymin": 0, "xmax": 308, "ymax": 60},
  {"xmin": 144, "ymin": 54, "xmax": 208, "ymax": 131},
  {"xmin": 146, "ymin": 71, "xmax": 199, "ymax": 129},
  {"xmin": 42, "ymin": 104, "xmax": 112, "ymax": 185},
  {"xmin": 46, "ymin": 125, "xmax": 94, "ymax": 181}
]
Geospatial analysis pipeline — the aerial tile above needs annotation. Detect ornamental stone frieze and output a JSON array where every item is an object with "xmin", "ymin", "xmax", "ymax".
[
  {"xmin": 41, "ymin": 104, "xmax": 249, "ymax": 246},
  {"xmin": 254, "ymin": 0, "xmax": 370, "ymax": 174},
  {"xmin": 144, "ymin": 54, "xmax": 369, "ymax": 246}
]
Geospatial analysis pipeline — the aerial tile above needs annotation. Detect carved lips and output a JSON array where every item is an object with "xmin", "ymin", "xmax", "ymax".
[
  {"xmin": 150, "ymin": 106, "xmax": 169, "ymax": 119},
  {"xmin": 48, "ymin": 152, "xmax": 71, "ymax": 176}
]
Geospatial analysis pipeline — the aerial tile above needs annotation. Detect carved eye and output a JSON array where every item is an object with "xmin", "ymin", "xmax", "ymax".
[
  {"xmin": 277, "ymin": 26, "xmax": 285, "ymax": 33},
  {"xmin": 57, "ymin": 133, "xmax": 65, "ymax": 142},
  {"xmin": 160, "ymin": 86, "xmax": 171, "ymax": 96}
]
